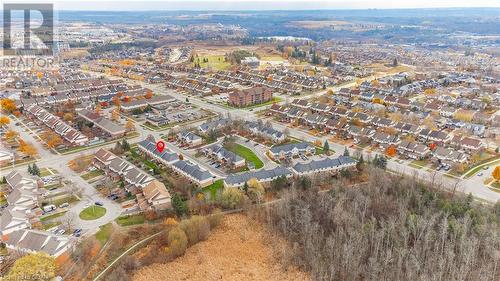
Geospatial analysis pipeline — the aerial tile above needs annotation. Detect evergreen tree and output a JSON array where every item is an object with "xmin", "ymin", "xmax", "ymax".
[
  {"xmin": 172, "ymin": 193, "xmax": 188, "ymax": 217},
  {"xmin": 392, "ymin": 58, "xmax": 398, "ymax": 67},
  {"xmin": 323, "ymin": 141, "xmax": 330, "ymax": 154},
  {"xmin": 356, "ymin": 155, "xmax": 364, "ymax": 171},
  {"xmin": 243, "ymin": 182, "xmax": 249, "ymax": 194},
  {"xmin": 28, "ymin": 164, "xmax": 33, "ymax": 175},
  {"xmin": 343, "ymin": 147, "xmax": 350, "ymax": 157},
  {"xmin": 31, "ymin": 163, "xmax": 40, "ymax": 176},
  {"xmin": 121, "ymin": 139, "xmax": 130, "ymax": 151}
]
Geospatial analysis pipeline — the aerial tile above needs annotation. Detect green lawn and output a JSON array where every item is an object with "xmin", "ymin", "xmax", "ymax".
[
  {"xmin": 95, "ymin": 223, "xmax": 113, "ymax": 245},
  {"xmin": 225, "ymin": 143, "xmax": 264, "ymax": 169},
  {"xmin": 40, "ymin": 211, "xmax": 67, "ymax": 222},
  {"xmin": 81, "ymin": 169, "xmax": 105, "ymax": 180},
  {"xmin": 79, "ymin": 206, "xmax": 106, "ymax": 220},
  {"xmin": 116, "ymin": 214, "xmax": 145, "ymax": 226},
  {"xmin": 201, "ymin": 179, "xmax": 224, "ymax": 199}
]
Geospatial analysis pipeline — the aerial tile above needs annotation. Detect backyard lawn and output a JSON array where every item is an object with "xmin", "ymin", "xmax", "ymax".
[
  {"xmin": 201, "ymin": 179, "xmax": 224, "ymax": 199},
  {"xmin": 116, "ymin": 214, "xmax": 145, "ymax": 226},
  {"xmin": 79, "ymin": 206, "xmax": 106, "ymax": 220},
  {"xmin": 95, "ymin": 223, "xmax": 113, "ymax": 245},
  {"xmin": 225, "ymin": 143, "xmax": 264, "ymax": 169}
]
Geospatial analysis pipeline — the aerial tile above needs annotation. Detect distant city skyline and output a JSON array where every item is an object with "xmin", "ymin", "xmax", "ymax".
[{"xmin": 2, "ymin": 0, "xmax": 500, "ymax": 11}]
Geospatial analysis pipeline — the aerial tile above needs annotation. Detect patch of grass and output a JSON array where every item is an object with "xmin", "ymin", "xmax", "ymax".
[
  {"xmin": 95, "ymin": 223, "xmax": 113, "ymax": 245},
  {"xmin": 225, "ymin": 143, "xmax": 264, "ymax": 169},
  {"xmin": 463, "ymin": 159, "xmax": 500, "ymax": 179},
  {"xmin": 410, "ymin": 159, "xmax": 429, "ymax": 169},
  {"xmin": 81, "ymin": 169, "xmax": 104, "ymax": 180},
  {"xmin": 42, "ymin": 221, "xmax": 61, "ymax": 230},
  {"xmin": 48, "ymin": 195, "xmax": 79, "ymax": 207},
  {"xmin": 79, "ymin": 206, "xmax": 106, "ymax": 220},
  {"xmin": 193, "ymin": 55, "xmax": 231, "ymax": 70},
  {"xmin": 115, "ymin": 214, "xmax": 145, "ymax": 226},
  {"xmin": 40, "ymin": 211, "xmax": 67, "ymax": 222},
  {"xmin": 43, "ymin": 183, "xmax": 62, "ymax": 190},
  {"xmin": 39, "ymin": 168, "xmax": 53, "ymax": 177},
  {"xmin": 492, "ymin": 181, "xmax": 500, "ymax": 189},
  {"xmin": 201, "ymin": 179, "xmax": 224, "ymax": 199}
]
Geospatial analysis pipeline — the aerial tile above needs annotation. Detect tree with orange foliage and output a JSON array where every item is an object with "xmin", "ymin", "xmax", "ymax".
[
  {"xmin": 4, "ymin": 130, "xmax": 18, "ymax": 140},
  {"xmin": 111, "ymin": 109, "xmax": 120, "ymax": 121},
  {"xmin": 145, "ymin": 90, "xmax": 153, "ymax": 99},
  {"xmin": 0, "ymin": 116, "xmax": 10, "ymax": 126},
  {"xmin": 0, "ymin": 98, "xmax": 17, "ymax": 113},
  {"xmin": 63, "ymin": 113, "xmax": 74, "ymax": 122},
  {"xmin": 493, "ymin": 166, "xmax": 500, "ymax": 181},
  {"xmin": 424, "ymin": 88, "xmax": 436, "ymax": 95},
  {"xmin": 13, "ymin": 110, "xmax": 21, "ymax": 117},
  {"xmin": 386, "ymin": 145, "xmax": 397, "ymax": 157},
  {"xmin": 112, "ymin": 95, "xmax": 121, "ymax": 107},
  {"xmin": 95, "ymin": 103, "xmax": 102, "ymax": 114},
  {"xmin": 42, "ymin": 131, "xmax": 63, "ymax": 149},
  {"xmin": 125, "ymin": 120, "xmax": 135, "ymax": 131},
  {"xmin": 18, "ymin": 140, "xmax": 38, "ymax": 157}
]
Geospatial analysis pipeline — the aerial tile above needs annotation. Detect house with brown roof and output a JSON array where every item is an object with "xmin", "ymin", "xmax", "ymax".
[{"xmin": 142, "ymin": 180, "xmax": 171, "ymax": 210}]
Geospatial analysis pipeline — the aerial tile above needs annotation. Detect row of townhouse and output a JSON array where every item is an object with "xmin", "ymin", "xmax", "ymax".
[
  {"xmin": 224, "ymin": 155, "xmax": 356, "ymax": 188},
  {"xmin": 166, "ymin": 77, "xmax": 212, "ymax": 96},
  {"xmin": 268, "ymin": 142, "xmax": 316, "ymax": 159},
  {"xmin": 1, "ymin": 171, "xmax": 73, "ymax": 258},
  {"xmin": 186, "ymin": 74, "xmax": 236, "ymax": 91},
  {"xmin": 93, "ymin": 148, "xmax": 172, "ymax": 210},
  {"xmin": 26, "ymin": 105, "xmax": 89, "ymax": 146},
  {"xmin": 17, "ymin": 80, "xmax": 154, "ymax": 109},
  {"xmin": 203, "ymin": 144, "xmax": 246, "ymax": 168},
  {"xmin": 77, "ymin": 109, "xmax": 126, "ymax": 138},
  {"xmin": 137, "ymin": 139, "xmax": 215, "ymax": 187},
  {"xmin": 270, "ymin": 103, "xmax": 485, "ymax": 163},
  {"xmin": 245, "ymin": 121, "xmax": 286, "ymax": 143}
]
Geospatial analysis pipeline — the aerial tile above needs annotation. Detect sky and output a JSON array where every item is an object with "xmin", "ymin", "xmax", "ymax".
[{"xmin": 2, "ymin": 0, "xmax": 500, "ymax": 11}]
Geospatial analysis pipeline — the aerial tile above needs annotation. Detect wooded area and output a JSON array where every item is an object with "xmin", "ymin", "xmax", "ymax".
[{"xmin": 256, "ymin": 168, "xmax": 500, "ymax": 281}]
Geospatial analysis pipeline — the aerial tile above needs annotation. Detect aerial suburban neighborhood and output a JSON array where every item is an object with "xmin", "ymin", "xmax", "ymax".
[{"xmin": 0, "ymin": 2, "xmax": 499, "ymax": 281}]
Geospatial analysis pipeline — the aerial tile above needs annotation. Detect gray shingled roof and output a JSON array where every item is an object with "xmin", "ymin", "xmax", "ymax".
[
  {"xmin": 292, "ymin": 156, "xmax": 356, "ymax": 174},
  {"xmin": 225, "ymin": 166, "xmax": 292, "ymax": 186}
]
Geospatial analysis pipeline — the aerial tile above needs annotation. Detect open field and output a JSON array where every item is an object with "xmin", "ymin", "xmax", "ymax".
[
  {"xmin": 133, "ymin": 214, "xmax": 309, "ymax": 281},
  {"xmin": 192, "ymin": 55, "xmax": 231, "ymax": 70}
]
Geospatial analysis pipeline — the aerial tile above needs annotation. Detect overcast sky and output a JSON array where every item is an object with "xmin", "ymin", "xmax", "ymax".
[{"xmin": 2, "ymin": 0, "xmax": 500, "ymax": 10}]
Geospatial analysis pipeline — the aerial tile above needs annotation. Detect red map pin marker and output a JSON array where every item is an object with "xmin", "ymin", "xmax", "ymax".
[{"xmin": 156, "ymin": 140, "xmax": 165, "ymax": 153}]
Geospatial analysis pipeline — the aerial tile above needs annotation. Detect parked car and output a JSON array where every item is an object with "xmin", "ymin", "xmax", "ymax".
[
  {"xmin": 56, "ymin": 229, "xmax": 66, "ymax": 235},
  {"xmin": 477, "ymin": 172, "xmax": 483, "ymax": 176},
  {"xmin": 59, "ymin": 202, "xmax": 69, "ymax": 208},
  {"xmin": 95, "ymin": 201, "xmax": 103, "ymax": 206},
  {"xmin": 43, "ymin": 204, "xmax": 56, "ymax": 213}
]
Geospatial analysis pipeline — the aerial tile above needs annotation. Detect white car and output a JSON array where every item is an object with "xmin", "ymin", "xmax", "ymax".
[
  {"xmin": 84, "ymin": 203, "xmax": 90, "ymax": 208},
  {"xmin": 57, "ymin": 229, "xmax": 66, "ymax": 235}
]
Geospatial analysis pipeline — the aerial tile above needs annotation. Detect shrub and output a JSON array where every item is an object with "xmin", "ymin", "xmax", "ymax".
[
  {"xmin": 220, "ymin": 188, "xmax": 245, "ymax": 209},
  {"xmin": 166, "ymin": 226, "xmax": 188, "ymax": 257}
]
